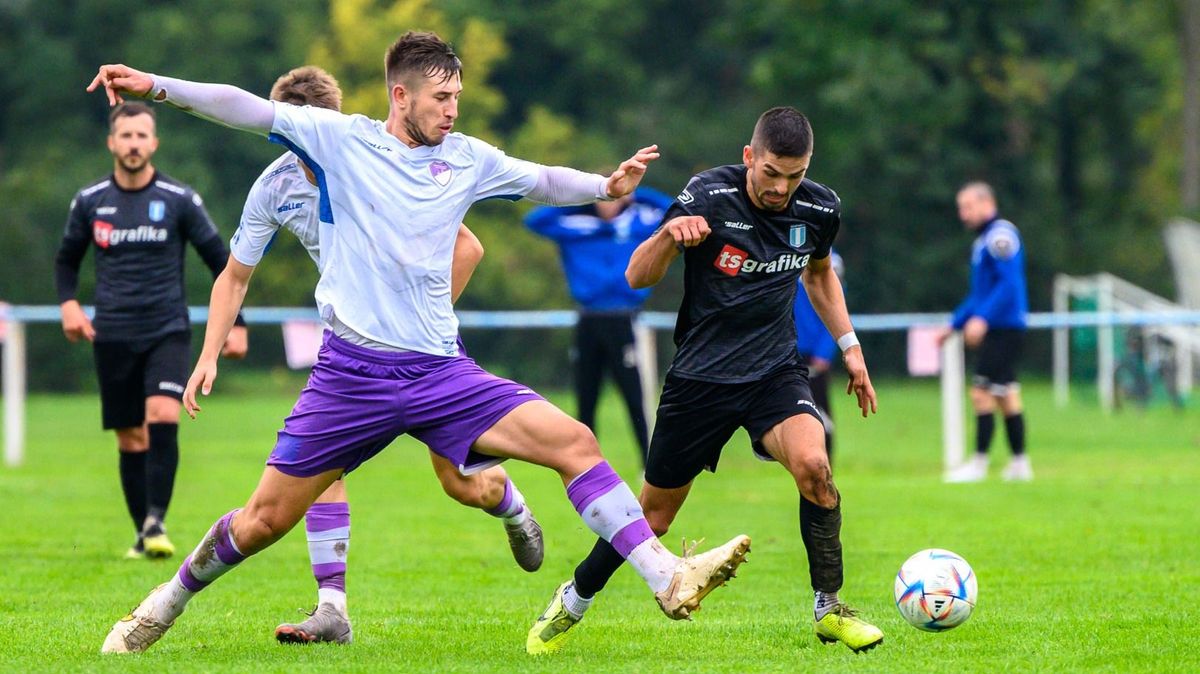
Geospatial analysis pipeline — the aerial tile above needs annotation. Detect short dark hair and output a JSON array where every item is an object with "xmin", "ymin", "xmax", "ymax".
[
  {"xmin": 750, "ymin": 107, "xmax": 813, "ymax": 158},
  {"xmin": 108, "ymin": 102, "xmax": 155, "ymax": 131},
  {"xmin": 385, "ymin": 31, "xmax": 463, "ymax": 89},
  {"xmin": 271, "ymin": 66, "xmax": 343, "ymax": 111}
]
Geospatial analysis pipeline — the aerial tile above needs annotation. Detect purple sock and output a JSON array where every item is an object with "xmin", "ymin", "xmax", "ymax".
[
  {"xmin": 306, "ymin": 502, "xmax": 350, "ymax": 594},
  {"xmin": 484, "ymin": 478, "xmax": 526, "ymax": 520},
  {"xmin": 176, "ymin": 509, "xmax": 246, "ymax": 593}
]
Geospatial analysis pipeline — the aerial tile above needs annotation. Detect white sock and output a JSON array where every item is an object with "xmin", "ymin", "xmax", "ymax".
[
  {"xmin": 152, "ymin": 576, "xmax": 195, "ymax": 622},
  {"xmin": 504, "ymin": 505, "xmax": 530, "ymax": 526},
  {"xmin": 318, "ymin": 587, "xmax": 348, "ymax": 614},
  {"xmin": 627, "ymin": 538, "xmax": 679, "ymax": 593},
  {"xmin": 561, "ymin": 582, "xmax": 594, "ymax": 619},
  {"xmin": 815, "ymin": 590, "xmax": 839, "ymax": 620}
]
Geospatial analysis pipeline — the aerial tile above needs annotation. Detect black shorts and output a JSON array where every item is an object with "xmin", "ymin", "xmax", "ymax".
[
  {"xmin": 973, "ymin": 328, "xmax": 1024, "ymax": 394},
  {"xmin": 93, "ymin": 331, "xmax": 191, "ymax": 429},
  {"xmin": 644, "ymin": 366, "xmax": 823, "ymax": 489}
]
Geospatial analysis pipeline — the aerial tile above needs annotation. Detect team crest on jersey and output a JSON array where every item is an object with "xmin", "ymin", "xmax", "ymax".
[
  {"xmin": 430, "ymin": 160, "xmax": 453, "ymax": 187},
  {"xmin": 788, "ymin": 225, "xmax": 806, "ymax": 248},
  {"xmin": 148, "ymin": 200, "xmax": 166, "ymax": 222}
]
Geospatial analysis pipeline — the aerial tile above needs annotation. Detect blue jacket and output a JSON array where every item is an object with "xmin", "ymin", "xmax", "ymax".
[
  {"xmin": 951, "ymin": 216, "xmax": 1028, "ymax": 330},
  {"xmin": 524, "ymin": 187, "xmax": 673, "ymax": 311}
]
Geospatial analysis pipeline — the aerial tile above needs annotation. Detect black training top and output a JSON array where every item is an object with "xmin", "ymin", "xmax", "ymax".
[
  {"xmin": 661, "ymin": 164, "xmax": 841, "ymax": 383},
  {"xmin": 54, "ymin": 171, "xmax": 232, "ymax": 343}
]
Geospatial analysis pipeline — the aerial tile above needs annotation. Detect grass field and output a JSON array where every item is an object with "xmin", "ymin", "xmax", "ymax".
[{"xmin": 1, "ymin": 380, "xmax": 1197, "ymax": 672}]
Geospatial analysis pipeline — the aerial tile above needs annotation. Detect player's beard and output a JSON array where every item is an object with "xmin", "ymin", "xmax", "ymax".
[
  {"xmin": 750, "ymin": 173, "xmax": 789, "ymax": 211},
  {"xmin": 118, "ymin": 152, "xmax": 149, "ymax": 173},
  {"xmin": 404, "ymin": 112, "xmax": 442, "ymax": 147}
]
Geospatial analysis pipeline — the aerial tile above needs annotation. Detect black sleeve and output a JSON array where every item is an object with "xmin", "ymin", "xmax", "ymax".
[
  {"xmin": 54, "ymin": 193, "xmax": 91, "ymax": 303},
  {"xmin": 814, "ymin": 194, "xmax": 841, "ymax": 260},
  {"xmin": 184, "ymin": 191, "xmax": 247, "ymax": 327},
  {"xmin": 659, "ymin": 175, "xmax": 711, "ymax": 229}
]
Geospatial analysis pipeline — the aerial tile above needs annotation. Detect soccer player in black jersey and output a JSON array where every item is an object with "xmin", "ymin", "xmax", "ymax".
[
  {"xmin": 527, "ymin": 107, "xmax": 884, "ymax": 654},
  {"xmin": 54, "ymin": 102, "xmax": 247, "ymax": 559}
]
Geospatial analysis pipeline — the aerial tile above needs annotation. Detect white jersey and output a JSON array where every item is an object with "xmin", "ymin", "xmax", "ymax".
[
  {"xmin": 231, "ymin": 152, "xmax": 322, "ymax": 268},
  {"xmin": 268, "ymin": 102, "xmax": 543, "ymax": 356}
]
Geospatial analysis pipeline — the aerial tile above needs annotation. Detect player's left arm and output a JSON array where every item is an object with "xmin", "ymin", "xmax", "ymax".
[
  {"xmin": 451, "ymin": 224, "xmax": 484, "ymax": 303},
  {"xmin": 182, "ymin": 192, "xmax": 248, "ymax": 359},
  {"xmin": 803, "ymin": 255, "xmax": 877, "ymax": 417},
  {"xmin": 474, "ymin": 139, "xmax": 660, "ymax": 206}
]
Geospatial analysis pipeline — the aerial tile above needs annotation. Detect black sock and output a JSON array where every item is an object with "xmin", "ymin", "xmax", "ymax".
[
  {"xmin": 118, "ymin": 451, "xmax": 149, "ymax": 534},
  {"xmin": 146, "ymin": 423, "xmax": 180, "ymax": 524},
  {"xmin": 799, "ymin": 496, "xmax": 843, "ymax": 593},
  {"xmin": 975, "ymin": 413, "xmax": 995, "ymax": 455},
  {"xmin": 1004, "ymin": 413, "xmax": 1026, "ymax": 456},
  {"xmin": 573, "ymin": 538, "xmax": 627, "ymax": 599}
]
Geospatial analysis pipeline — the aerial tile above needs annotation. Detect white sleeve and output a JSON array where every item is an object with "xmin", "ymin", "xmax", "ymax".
[
  {"xmin": 150, "ymin": 75, "xmax": 275, "ymax": 134},
  {"xmin": 526, "ymin": 165, "xmax": 611, "ymax": 205},
  {"xmin": 267, "ymin": 101, "xmax": 355, "ymax": 169},
  {"xmin": 229, "ymin": 182, "xmax": 280, "ymax": 267},
  {"xmin": 468, "ymin": 137, "xmax": 606, "ymax": 204}
]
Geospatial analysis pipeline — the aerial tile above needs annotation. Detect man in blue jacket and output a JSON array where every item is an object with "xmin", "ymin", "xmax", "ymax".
[
  {"xmin": 940, "ymin": 182, "xmax": 1031, "ymax": 482},
  {"xmin": 525, "ymin": 188, "xmax": 672, "ymax": 465},
  {"xmin": 794, "ymin": 251, "xmax": 843, "ymax": 464}
]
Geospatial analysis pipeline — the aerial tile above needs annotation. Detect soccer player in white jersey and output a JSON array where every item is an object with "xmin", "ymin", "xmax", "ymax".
[
  {"xmin": 92, "ymin": 32, "xmax": 750, "ymax": 654},
  {"xmin": 202, "ymin": 66, "xmax": 546, "ymax": 645}
]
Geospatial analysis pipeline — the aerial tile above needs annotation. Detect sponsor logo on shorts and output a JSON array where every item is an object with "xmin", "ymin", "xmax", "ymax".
[
  {"xmin": 797, "ymin": 399, "xmax": 819, "ymax": 410},
  {"xmin": 158, "ymin": 381, "xmax": 185, "ymax": 394},
  {"xmin": 516, "ymin": 389, "xmax": 536, "ymax": 395},
  {"xmin": 714, "ymin": 244, "xmax": 810, "ymax": 277}
]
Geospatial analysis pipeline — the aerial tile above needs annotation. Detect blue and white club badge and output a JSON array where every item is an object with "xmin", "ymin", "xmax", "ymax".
[
  {"xmin": 789, "ymin": 224, "xmax": 807, "ymax": 248},
  {"xmin": 148, "ymin": 200, "xmax": 166, "ymax": 222}
]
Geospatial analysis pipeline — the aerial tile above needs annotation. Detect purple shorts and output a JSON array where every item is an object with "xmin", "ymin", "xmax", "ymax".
[{"xmin": 267, "ymin": 332, "xmax": 545, "ymax": 478}]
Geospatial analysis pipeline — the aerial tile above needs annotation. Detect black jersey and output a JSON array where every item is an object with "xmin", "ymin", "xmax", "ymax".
[
  {"xmin": 662, "ymin": 164, "xmax": 841, "ymax": 383},
  {"xmin": 54, "ymin": 172, "xmax": 231, "ymax": 343}
]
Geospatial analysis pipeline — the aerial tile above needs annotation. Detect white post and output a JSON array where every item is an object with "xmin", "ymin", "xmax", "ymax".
[
  {"xmin": 633, "ymin": 320, "xmax": 658, "ymax": 435},
  {"xmin": 1053, "ymin": 276, "xmax": 1071, "ymax": 407},
  {"xmin": 1097, "ymin": 276, "xmax": 1115, "ymax": 413},
  {"xmin": 3, "ymin": 320, "xmax": 26, "ymax": 467},
  {"xmin": 941, "ymin": 332, "xmax": 965, "ymax": 479}
]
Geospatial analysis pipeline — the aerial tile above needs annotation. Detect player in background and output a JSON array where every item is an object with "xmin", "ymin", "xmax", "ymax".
[
  {"xmin": 194, "ymin": 66, "xmax": 545, "ymax": 645},
  {"xmin": 527, "ymin": 107, "xmax": 884, "ymax": 655},
  {"xmin": 793, "ymin": 251, "xmax": 844, "ymax": 464},
  {"xmin": 91, "ymin": 31, "xmax": 749, "ymax": 655},
  {"xmin": 524, "ymin": 188, "xmax": 673, "ymax": 465},
  {"xmin": 940, "ymin": 182, "xmax": 1031, "ymax": 483},
  {"xmin": 54, "ymin": 102, "xmax": 248, "ymax": 560}
]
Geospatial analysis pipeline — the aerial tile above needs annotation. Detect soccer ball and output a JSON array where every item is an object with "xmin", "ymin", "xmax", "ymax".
[{"xmin": 894, "ymin": 548, "xmax": 977, "ymax": 631}]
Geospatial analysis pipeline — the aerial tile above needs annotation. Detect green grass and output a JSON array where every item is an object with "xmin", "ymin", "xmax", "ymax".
[{"xmin": 1, "ymin": 381, "xmax": 1197, "ymax": 672}]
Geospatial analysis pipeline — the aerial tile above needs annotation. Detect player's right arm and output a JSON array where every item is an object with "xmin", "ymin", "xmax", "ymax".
[
  {"xmin": 625, "ymin": 217, "xmax": 709, "ymax": 288},
  {"xmin": 626, "ymin": 177, "xmax": 711, "ymax": 289},
  {"xmin": 183, "ymin": 178, "xmax": 278, "ymax": 417},
  {"xmin": 54, "ymin": 193, "xmax": 95, "ymax": 342},
  {"xmin": 183, "ymin": 257, "xmax": 255, "ymax": 418}
]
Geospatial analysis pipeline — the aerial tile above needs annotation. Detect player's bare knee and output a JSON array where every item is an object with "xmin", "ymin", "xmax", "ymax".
[
  {"xmin": 116, "ymin": 428, "xmax": 147, "ymax": 451},
  {"xmin": 561, "ymin": 420, "xmax": 602, "ymax": 468},
  {"xmin": 439, "ymin": 474, "xmax": 483, "ymax": 508}
]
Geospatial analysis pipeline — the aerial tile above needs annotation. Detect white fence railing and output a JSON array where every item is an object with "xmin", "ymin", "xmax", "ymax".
[{"xmin": 3, "ymin": 305, "xmax": 1200, "ymax": 476}]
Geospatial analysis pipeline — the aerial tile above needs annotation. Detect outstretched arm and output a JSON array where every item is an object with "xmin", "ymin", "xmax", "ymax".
[
  {"xmin": 87, "ymin": 64, "xmax": 274, "ymax": 134},
  {"xmin": 182, "ymin": 257, "xmax": 256, "ymax": 418},
  {"xmin": 802, "ymin": 255, "xmax": 877, "ymax": 417}
]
